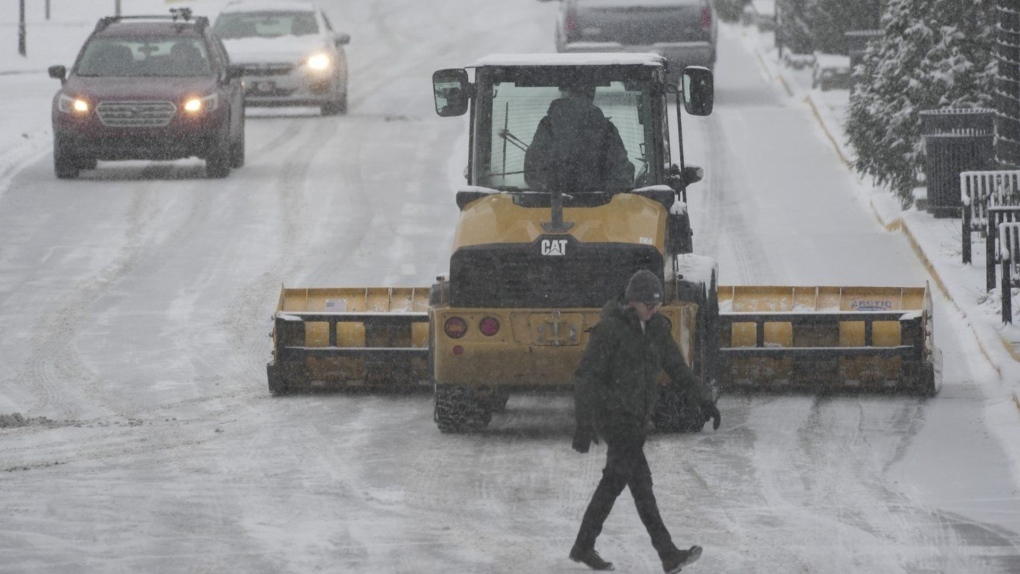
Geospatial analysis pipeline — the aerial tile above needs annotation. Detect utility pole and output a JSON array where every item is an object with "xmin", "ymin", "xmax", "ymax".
[
  {"xmin": 46, "ymin": 0, "xmax": 51, "ymax": 21},
  {"xmin": 116, "ymin": 0, "xmax": 122, "ymax": 17},
  {"xmin": 18, "ymin": 0, "xmax": 26, "ymax": 57}
]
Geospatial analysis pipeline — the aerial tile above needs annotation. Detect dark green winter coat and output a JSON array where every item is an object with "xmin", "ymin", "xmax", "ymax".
[{"xmin": 574, "ymin": 297, "xmax": 710, "ymax": 438}]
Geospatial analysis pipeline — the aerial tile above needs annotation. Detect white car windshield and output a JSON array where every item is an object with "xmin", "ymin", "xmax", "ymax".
[{"xmin": 213, "ymin": 11, "xmax": 320, "ymax": 39}]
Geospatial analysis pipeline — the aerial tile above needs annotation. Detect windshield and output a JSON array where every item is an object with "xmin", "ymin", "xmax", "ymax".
[
  {"xmin": 213, "ymin": 11, "xmax": 320, "ymax": 39},
  {"xmin": 473, "ymin": 69, "xmax": 660, "ymax": 192},
  {"xmin": 75, "ymin": 37, "xmax": 212, "ymax": 77}
]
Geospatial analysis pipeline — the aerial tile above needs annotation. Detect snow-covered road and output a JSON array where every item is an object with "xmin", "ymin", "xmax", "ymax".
[{"xmin": 1, "ymin": 1, "xmax": 1018, "ymax": 572}]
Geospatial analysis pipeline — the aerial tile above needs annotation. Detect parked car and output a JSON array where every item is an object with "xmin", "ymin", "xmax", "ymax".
[
  {"xmin": 555, "ymin": 0, "xmax": 717, "ymax": 81},
  {"xmin": 48, "ymin": 8, "xmax": 246, "ymax": 179},
  {"xmin": 212, "ymin": 1, "xmax": 350, "ymax": 116}
]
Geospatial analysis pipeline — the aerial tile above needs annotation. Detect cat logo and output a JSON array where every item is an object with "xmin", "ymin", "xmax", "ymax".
[{"xmin": 540, "ymin": 239, "xmax": 567, "ymax": 256}]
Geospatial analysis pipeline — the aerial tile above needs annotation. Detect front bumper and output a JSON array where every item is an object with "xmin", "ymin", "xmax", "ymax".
[
  {"xmin": 239, "ymin": 65, "xmax": 343, "ymax": 107},
  {"xmin": 53, "ymin": 108, "xmax": 229, "ymax": 161}
]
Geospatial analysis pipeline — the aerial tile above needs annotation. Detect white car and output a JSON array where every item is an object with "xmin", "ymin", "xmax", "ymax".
[{"xmin": 213, "ymin": 0, "xmax": 350, "ymax": 115}]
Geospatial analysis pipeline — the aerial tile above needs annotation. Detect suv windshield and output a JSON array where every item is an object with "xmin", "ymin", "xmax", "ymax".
[
  {"xmin": 76, "ymin": 37, "xmax": 212, "ymax": 77},
  {"xmin": 473, "ymin": 69, "xmax": 659, "ymax": 191},
  {"xmin": 213, "ymin": 11, "xmax": 319, "ymax": 39}
]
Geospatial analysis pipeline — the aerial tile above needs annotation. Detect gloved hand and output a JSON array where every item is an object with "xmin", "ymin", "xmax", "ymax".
[
  {"xmin": 572, "ymin": 423, "xmax": 599, "ymax": 453},
  {"xmin": 701, "ymin": 401, "xmax": 721, "ymax": 430}
]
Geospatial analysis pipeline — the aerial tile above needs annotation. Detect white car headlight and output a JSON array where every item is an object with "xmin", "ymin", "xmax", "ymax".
[
  {"xmin": 58, "ymin": 93, "xmax": 90, "ymax": 114},
  {"xmin": 306, "ymin": 52, "xmax": 332, "ymax": 71},
  {"xmin": 183, "ymin": 93, "xmax": 219, "ymax": 114}
]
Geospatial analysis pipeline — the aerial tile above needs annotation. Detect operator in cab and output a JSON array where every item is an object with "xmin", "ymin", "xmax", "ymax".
[{"xmin": 524, "ymin": 84, "xmax": 634, "ymax": 193}]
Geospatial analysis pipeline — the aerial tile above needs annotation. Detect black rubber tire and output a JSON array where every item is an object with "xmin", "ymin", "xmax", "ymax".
[
  {"xmin": 230, "ymin": 116, "xmax": 245, "ymax": 169},
  {"xmin": 321, "ymin": 86, "xmax": 346, "ymax": 116},
  {"xmin": 53, "ymin": 142, "xmax": 80, "ymax": 179},
  {"xmin": 434, "ymin": 385, "xmax": 488, "ymax": 433},
  {"xmin": 206, "ymin": 138, "xmax": 231, "ymax": 179}
]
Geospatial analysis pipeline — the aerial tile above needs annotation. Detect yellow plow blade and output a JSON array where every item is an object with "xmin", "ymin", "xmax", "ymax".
[
  {"xmin": 266, "ymin": 286, "xmax": 432, "ymax": 393},
  {"xmin": 716, "ymin": 285, "xmax": 941, "ymax": 395}
]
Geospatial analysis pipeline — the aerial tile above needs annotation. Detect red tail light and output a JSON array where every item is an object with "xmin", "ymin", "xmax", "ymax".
[
  {"xmin": 479, "ymin": 317, "xmax": 500, "ymax": 337},
  {"xmin": 701, "ymin": 7, "xmax": 712, "ymax": 30},
  {"xmin": 444, "ymin": 317, "xmax": 468, "ymax": 339},
  {"xmin": 565, "ymin": 7, "xmax": 577, "ymax": 34}
]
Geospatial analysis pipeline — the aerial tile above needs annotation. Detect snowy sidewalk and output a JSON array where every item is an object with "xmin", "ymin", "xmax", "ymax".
[{"xmin": 735, "ymin": 24, "xmax": 1020, "ymax": 399}]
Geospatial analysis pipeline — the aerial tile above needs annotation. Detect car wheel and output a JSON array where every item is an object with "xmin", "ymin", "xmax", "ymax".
[
  {"xmin": 53, "ymin": 141, "xmax": 80, "ymax": 180},
  {"xmin": 206, "ymin": 135, "xmax": 231, "ymax": 179},
  {"xmin": 230, "ymin": 117, "xmax": 245, "ymax": 169},
  {"xmin": 321, "ymin": 92, "xmax": 346, "ymax": 116}
]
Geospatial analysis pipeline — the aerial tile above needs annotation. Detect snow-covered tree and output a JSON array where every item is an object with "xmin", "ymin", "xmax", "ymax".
[{"xmin": 844, "ymin": 0, "xmax": 997, "ymax": 206}]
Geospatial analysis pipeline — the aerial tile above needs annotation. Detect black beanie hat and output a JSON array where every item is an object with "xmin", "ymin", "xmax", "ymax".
[{"xmin": 624, "ymin": 269, "xmax": 662, "ymax": 304}]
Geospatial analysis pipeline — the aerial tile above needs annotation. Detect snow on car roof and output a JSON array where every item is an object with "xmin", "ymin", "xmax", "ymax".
[{"xmin": 472, "ymin": 53, "xmax": 666, "ymax": 68}]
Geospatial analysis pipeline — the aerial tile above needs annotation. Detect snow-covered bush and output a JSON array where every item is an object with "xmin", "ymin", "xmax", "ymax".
[{"xmin": 844, "ymin": 0, "xmax": 997, "ymax": 207}]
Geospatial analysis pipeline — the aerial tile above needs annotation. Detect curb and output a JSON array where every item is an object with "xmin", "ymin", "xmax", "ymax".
[{"xmin": 742, "ymin": 26, "xmax": 1020, "ymax": 410}]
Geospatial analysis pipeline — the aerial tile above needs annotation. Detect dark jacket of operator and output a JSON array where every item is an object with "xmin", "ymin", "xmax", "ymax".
[{"xmin": 524, "ymin": 96, "xmax": 634, "ymax": 193}]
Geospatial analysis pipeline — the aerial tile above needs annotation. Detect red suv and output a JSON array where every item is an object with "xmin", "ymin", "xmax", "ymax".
[{"xmin": 48, "ymin": 9, "xmax": 246, "ymax": 179}]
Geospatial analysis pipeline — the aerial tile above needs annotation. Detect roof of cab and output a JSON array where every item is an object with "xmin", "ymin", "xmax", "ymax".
[{"xmin": 472, "ymin": 53, "xmax": 666, "ymax": 68}]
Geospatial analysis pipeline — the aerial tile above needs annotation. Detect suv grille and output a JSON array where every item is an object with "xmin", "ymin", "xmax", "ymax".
[
  {"xmin": 97, "ymin": 101, "xmax": 177, "ymax": 128},
  {"xmin": 450, "ymin": 240, "xmax": 663, "ymax": 308}
]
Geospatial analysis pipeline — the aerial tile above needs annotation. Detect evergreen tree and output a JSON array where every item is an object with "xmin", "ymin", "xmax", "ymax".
[{"xmin": 844, "ymin": 0, "xmax": 996, "ymax": 206}]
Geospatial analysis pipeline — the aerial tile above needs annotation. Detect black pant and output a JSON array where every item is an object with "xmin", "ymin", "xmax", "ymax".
[{"xmin": 574, "ymin": 429, "xmax": 676, "ymax": 559}]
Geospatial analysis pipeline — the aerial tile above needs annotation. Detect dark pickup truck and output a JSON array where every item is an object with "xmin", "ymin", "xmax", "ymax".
[{"xmin": 555, "ymin": 0, "xmax": 717, "ymax": 78}]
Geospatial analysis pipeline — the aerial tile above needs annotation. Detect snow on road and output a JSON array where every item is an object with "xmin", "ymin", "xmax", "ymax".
[{"xmin": 0, "ymin": 1, "xmax": 1019, "ymax": 573}]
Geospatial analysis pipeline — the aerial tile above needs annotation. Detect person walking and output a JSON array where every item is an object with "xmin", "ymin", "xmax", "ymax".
[{"xmin": 569, "ymin": 269, "xmax": 721, "ymax": 573}]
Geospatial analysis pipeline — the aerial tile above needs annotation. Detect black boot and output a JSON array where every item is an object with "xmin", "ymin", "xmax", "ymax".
[
  {"xmin": 662, "ymin": 545, "xmax": 702, "ymax": 574},
  {"xmin": 569, "ymin": 545, "xmax": 615, "ymax": 571}
]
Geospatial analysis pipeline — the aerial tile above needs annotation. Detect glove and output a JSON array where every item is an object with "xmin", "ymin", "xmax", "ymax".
[
  {"xmin": 701, "ymin": 401, "xmax": 721, "ymax": 430},
  {"xmin": 572, "ymin": 423, "xmax": 599, "ymax": 453}
]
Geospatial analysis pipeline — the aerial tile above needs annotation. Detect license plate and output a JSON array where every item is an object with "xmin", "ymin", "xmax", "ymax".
[{"xmin": 528, "ymin": 311, "xmax": 583, "ymax": 346}]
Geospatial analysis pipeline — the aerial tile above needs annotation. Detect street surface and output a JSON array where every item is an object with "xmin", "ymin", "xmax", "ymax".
[{"xmin": 0, "ymin": 1, "xmax": 1018, "ymax": 572}]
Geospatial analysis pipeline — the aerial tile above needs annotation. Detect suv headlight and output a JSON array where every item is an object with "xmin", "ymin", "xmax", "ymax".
[
  {"xmin": 183, "ymin": 93, "xmax": 219, "ymax": 114},
  {"xmin": 57, "ymin": 93, "xmax": 90, "ymax": 114},
  {"xmin": 306, "ymin": 52, "xmax": 332, "ymax": 72}
]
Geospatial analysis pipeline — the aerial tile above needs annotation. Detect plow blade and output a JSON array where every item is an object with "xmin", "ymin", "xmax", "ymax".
[
  {"xmin": 267, "ymin": 286, "xmax": 432, "ymax": 393},
  {"xmin": 716, "ymin": 285, "xmax": 941, "ymax": 395}
]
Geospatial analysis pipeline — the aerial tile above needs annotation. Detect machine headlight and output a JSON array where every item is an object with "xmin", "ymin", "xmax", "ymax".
[
  {"xmin": 183, "ymin": 93, "xmax": 219, "ymax": 114},
  {"xmin": 306, "ymin": 52, "xmax": 332, "ymax": 71},
  {"xmin": 57, "ymin": 93, "xmax": 90, "ymax": 114}
]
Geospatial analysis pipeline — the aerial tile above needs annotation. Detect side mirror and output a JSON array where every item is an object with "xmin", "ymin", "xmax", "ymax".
[
  {"xmin": 669, "ymin": 164, "xmax": 704, "ymax": 188},
  {"xmin": 433, "ymin": 68, "xmax": 470, "ymax": 117},
  {"xmin": 48, "ymin": 65, "xmax": 67, "ymax": 81},
  {"xmin": 225, "ymin": 64, "xmax": 244, "ymax": 81},
  {"xmin": 681, "ymin": 66, "xmax": 713, "ymax": 116},
  {"xmin": 334, "ymin": 32, "xmax": 350, "ymax": 46}
]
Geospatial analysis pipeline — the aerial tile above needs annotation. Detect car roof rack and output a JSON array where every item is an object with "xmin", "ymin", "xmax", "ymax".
[{"xmin": 94, "ymin": 8, "xmax": 209, "ymax": 33}]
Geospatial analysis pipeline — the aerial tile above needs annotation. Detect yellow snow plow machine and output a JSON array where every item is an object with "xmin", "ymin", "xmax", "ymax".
[{"xmin": 266, "ymin": 54, "xmax": 942, "ymax": 432}]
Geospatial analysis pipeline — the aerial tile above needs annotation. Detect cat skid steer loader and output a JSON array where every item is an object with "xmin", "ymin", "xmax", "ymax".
[{"xmin": 266, "ymin": 53, "xmax": 942, "ymax": 432}]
